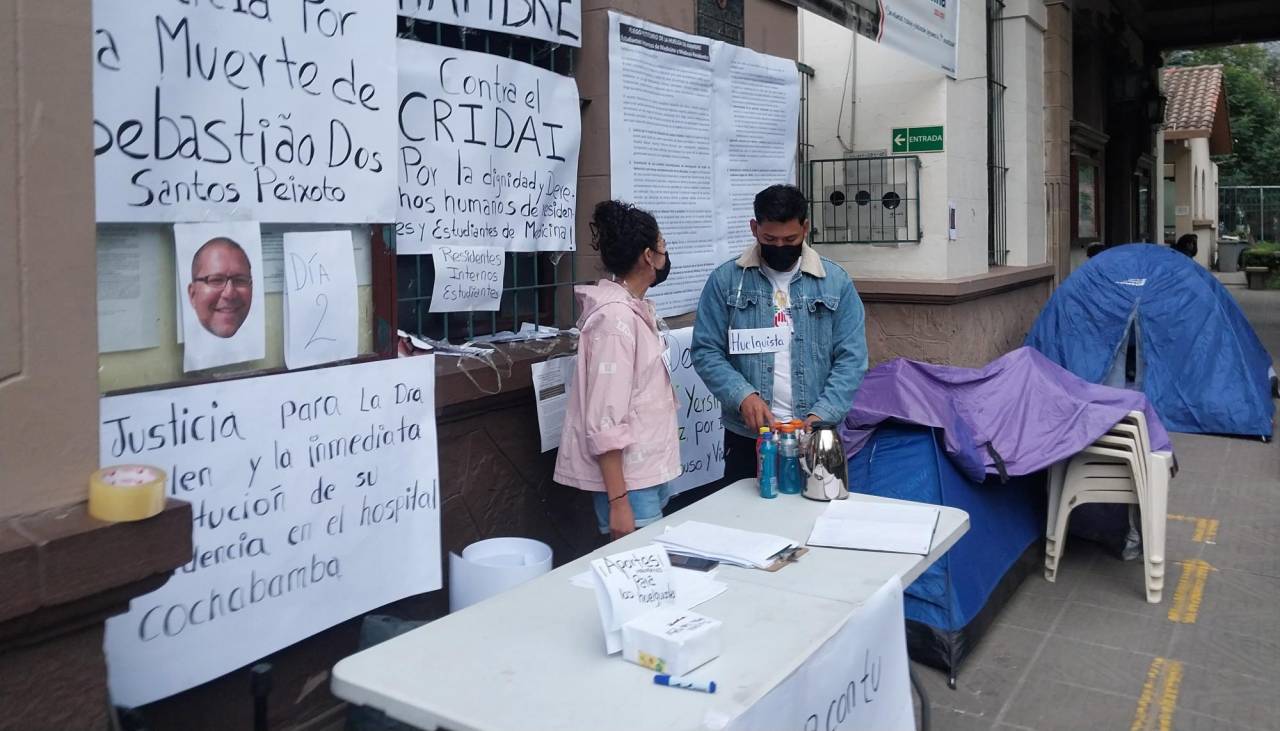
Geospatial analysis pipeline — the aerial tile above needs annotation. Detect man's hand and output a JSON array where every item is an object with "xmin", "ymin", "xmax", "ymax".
[
  {"xmin": 803, "ymin": 414, "xmax": 823, "ymax": 431},
  {"xmin": 609, "ymin": 498, "xmax": 637, "ymax": 541},
  {"xmin": 740, "ymin": 393, "xmax": 776, "ymax": 433}
]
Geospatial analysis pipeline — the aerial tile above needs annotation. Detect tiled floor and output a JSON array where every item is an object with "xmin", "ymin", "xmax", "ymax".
[{"xmin": 917, "ymin": 285, "xmax": 1280, "ymax": 731}]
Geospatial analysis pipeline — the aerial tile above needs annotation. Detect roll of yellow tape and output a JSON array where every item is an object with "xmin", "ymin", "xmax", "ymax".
[{"xmin": 90, "ymin": 465, "xmax": 166, "ymax": 522}]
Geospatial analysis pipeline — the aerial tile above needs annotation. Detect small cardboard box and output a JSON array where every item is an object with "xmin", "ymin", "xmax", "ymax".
[{"xmin": 621, "ymin": 607, "xmax": 721, "ymax": 676}]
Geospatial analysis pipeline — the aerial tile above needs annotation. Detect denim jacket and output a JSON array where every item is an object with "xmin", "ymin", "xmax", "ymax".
[{"xmin": 691, "ymin": 243, "xmax": 868, "ymax": 438}]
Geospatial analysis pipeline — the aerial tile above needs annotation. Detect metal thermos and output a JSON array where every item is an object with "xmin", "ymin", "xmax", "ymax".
[{"xmin": 800, "ymin": 422, "xmax": 850, "ymax": 501}]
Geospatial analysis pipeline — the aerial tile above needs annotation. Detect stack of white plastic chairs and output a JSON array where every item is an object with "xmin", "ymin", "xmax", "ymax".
[{"xmin": 1044, "ymin": 410, "xmax": 1173, "ymax": 603}]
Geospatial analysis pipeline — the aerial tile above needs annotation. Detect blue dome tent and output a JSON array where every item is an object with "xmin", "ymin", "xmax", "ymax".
[
  {"xmin": 848, "ymin": 423, "xmax": 1045, "ymax": 683},
  {"xmin": 1026, "ymin": 244, "xmax": 1274, "ymax": 438}
]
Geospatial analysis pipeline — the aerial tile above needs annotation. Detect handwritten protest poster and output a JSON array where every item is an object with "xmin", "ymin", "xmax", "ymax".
[
  {"xmin": 661, "ymin": 328, "xmax": 726, "ymax": 495},
  {"xmin": 100, "ymin": 358, "xmax": 441, "ymax": 706},
  {"xmin": 429, "ymin": 245, "xmax": 505, "ymax": 312},
  {"xmin": 396, "ymin": 40, "xmax": 581, "ymax": 254},
  {"xmin": 397, "ymin": 0, "xmax": 582, "ymax": 47},
  {"xmin": 531, "ymin": 328, "xmax": 724, "ymax": 490},
  {"xmin": 92, "ymin": 0, "xmax": 397, "ymax": 222},
  {"xmin": 283, "ymin": 231, "xmax": 359, "ymax": 369},
  {"xmin": 726, "ymin": 577, "xmax": 913, "ymax": 731},
  {"xmin": 175, "ymin": 222, "xmax": 267, "ymax": 372}
]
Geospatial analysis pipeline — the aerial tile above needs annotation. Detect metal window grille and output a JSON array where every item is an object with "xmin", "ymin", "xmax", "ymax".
[
  {"xmin": 987, "ymin": 0, "xmax": 1009, "ymax": 266},
  {"xmin": 697, "ymin": 0, "xmax": 745, "ymax": 46},
  {"xmin": 394, "ymin": 18, "xmax": 586, "ymax": 342},
  {"xmin": 1220, "ymin": 185, "xmax": 1280, "ymax": 243},
  {"xmin": 798, "ymin": 62, "xmax": 815, "ymax": 201},
  {"xmin": 806, "ymin": 156, "xmax": 923, "ymax": 244}
]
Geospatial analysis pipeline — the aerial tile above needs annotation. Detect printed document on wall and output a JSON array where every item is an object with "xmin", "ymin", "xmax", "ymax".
[
  {"xmin": 100, "ymin": 357, "xmax": 441, "ymax": 706},
  {"xmin": 714, "ymin": 46, "xmax": 800, "ymax": 257},
  {"xmin": 608, "ymin": 13, "xmax": 719, "ymax": 317},
  {"xmin": 608, "ymin": 13, "xmax": 799, "ymax": 317},
  {"xmin": 396, "ymin": 41, "xmax": 581, "ymax": 254},
  {"xmin": 97, "ymin": 226, "xmax": 165, "ymax": 353},
  {"xmin": 92, "ymin": 0, "xmax": 398, "ymax": 222}
]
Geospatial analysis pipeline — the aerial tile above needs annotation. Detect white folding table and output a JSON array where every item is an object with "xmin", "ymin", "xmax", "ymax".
[{"xmin": 331, "ymin": 479, "xmax": 970, "ymax": 731}]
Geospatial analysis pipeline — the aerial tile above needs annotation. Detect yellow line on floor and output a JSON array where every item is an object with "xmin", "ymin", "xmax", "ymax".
[
  {"xmin": 1131, "ymin": 657, "xmax": 1185, "ymax": 731},
  {"xmin": 1168, "ymin": 559, "xmax": 1216, "ymax": 624},
  {"xmin": 1166, "ymin": 514, "xmax": 1221, "ymax": 543},
  {"xmin": 1192, "ymin": 519, "xmax": 1208, "ymax": 542},
  {"xmin": 1203, "ymin": 519, "xmax": 1220, "ymax": 543},
  {"xmin": 1130, "ymin": 657, "xmax": 1164, "ymax": 731},
  {"xmin": 1157, "ymin": 659, "xmax": 1184, "ymax": 731}
]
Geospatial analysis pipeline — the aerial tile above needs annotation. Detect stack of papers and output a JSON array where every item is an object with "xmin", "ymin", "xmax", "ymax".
[
  {"xmin": 655, "ymin": 521, "xmax": 799, "ymax": 569},
  {"xmin": 806, "ymin": 500, "xmax": 941, "ymax": 555}
]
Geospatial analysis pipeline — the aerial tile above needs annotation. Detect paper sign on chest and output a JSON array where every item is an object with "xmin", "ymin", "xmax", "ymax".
[{"xmin": 729, "ymin": 327, "xmax": 791, "ymax": 355}]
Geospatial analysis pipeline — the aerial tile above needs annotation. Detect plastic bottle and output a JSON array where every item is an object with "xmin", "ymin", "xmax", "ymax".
[
  {"xmin": 777, "ymin": 423, "xmax": 802, "ymax": 494},
  {"xmin": 757, "ymin": 428, "xmax": 778, "ymax": 499}
]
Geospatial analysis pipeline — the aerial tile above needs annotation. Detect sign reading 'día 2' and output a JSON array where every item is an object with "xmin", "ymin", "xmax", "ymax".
[{"xmin": 891, "ymin": 125, "xmax": 945, "ymax": 154}]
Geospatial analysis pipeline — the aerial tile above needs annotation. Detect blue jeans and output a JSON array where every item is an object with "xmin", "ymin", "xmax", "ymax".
[{"xmin": 592, "ymin": 483, "xmax": 673, "ymax": 535}]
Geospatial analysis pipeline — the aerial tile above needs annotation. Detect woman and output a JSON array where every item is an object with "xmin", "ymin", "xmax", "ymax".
[{"xmin": 554, "ymin": 200, "xmax": 681, "ymax": 540}]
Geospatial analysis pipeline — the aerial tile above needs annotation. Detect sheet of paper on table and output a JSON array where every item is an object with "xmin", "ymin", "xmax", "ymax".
[
  {"xmin": 654, "ymin": 521, "xmax": 798, "ymax": 569},
  {"xmin": 806, "ymin": 500, "xmax": 941, "ymax": 555}
]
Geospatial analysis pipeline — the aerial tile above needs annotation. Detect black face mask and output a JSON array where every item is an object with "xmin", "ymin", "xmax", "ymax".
[
  {"xmin": 760, "ymin": 242, "xmax": 802, "ymax": 271},
  {"xmin": 652, "ymin": 252, "xmax": 672, "ymax": 286}
]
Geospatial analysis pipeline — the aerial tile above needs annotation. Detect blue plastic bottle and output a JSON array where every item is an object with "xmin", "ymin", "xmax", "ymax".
[
  {"xmin": 777, "ymin": 424, "xmax": 802, "ymax": 495},
  {"xmin": 758, "ymin": 429, "xmax": 778, "ymax": 499}
]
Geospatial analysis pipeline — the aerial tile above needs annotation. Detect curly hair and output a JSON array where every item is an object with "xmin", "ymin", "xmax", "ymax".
[{"xmin": 590, "ymin": 200, "xmax": 660, "ymax": 277}]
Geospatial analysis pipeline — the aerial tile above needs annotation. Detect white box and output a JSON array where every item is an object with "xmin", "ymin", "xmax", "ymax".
[{"xmin": 621, "ymin": 607, "xmax": 722, "ymax": 676}]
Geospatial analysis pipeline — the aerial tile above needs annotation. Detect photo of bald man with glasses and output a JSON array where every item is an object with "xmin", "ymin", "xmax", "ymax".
[
  {"xmin": 188, "ymin": 237, "xmax": 254, "ymax": 339},
  {"xmin": 175, "ymin": 222, "xmax": 267, "ymax": 373}
]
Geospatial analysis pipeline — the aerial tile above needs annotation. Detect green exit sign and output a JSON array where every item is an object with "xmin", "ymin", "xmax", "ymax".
[{"xmin": 891, "ymin": 126, "xmax": 945, "ymax": 153}]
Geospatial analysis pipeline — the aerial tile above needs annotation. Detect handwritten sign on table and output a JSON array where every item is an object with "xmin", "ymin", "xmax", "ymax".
[
  {"xmin": 395, "ymin": 40, "xmax": 581, "ymax": 254},
  {"xmin": 429, "ymin": 245, "xmax": 505, "ymax": 313},
  {"xmin": 590, "ymin": 545, "xmax": 676, "ymax": 654},
  {"xmin": 725, "ymin": 577, "xmax": 913, "ymax": 731},
  {"xmin": 283, "ymin": 231, "xmax": 359, "ymax": 369},
  {"xmin": 92, "ymin": 0, "xmax": 397, "ymax": 222},
  {"xmin": 100, "ymin": 357, "xmax": 441, "ymax": 707}
]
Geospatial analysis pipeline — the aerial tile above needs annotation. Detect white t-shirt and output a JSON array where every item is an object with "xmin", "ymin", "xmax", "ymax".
[{"xmin": 761, "ymin": 261, "xmax": 799, "ymax": 421}]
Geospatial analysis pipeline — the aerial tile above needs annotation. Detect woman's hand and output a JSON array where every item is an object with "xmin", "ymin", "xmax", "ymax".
[{"xmin": 609, "ymin": 498, "xmax": 637, "ymax": 541}]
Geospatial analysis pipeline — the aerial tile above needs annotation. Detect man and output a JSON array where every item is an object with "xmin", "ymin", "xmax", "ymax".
[
  {"xmin": 692, "ymin": 184, "xmax": 868, "ymax": 483},
  {"xmin": 188, "ymin": 237, "xmax": 253, "ymax": 338},
  {"xmin": 1174, "ymin": 233, "xmax": 1199, "ymax": 259}
]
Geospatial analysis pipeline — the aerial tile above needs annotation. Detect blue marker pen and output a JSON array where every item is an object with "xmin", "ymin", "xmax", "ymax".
[{"xmin": 654, "ymin": 674, "xmax": 717, "ymax": 694}]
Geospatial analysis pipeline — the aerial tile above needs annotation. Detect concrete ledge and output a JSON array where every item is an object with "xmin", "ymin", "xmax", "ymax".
[{"xmin": 856, "ymin": 264, "xmax": 1056, "ymax": 305}]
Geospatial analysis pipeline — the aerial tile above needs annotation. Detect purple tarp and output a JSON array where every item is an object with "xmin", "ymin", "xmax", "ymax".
[{"xmin": 840, "ymin": 346, "xmax": 1173, "ymax": 482}]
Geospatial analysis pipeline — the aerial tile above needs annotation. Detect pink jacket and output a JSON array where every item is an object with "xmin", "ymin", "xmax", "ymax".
[{"xmin": 553, "ymin": 279, "xmax": 681, "ymax": 492}]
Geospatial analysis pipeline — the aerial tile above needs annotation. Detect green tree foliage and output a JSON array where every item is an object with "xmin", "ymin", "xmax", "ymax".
[{"xmin": 1168, "ymin": 45, "xmax": 1280, "ymax": 185}]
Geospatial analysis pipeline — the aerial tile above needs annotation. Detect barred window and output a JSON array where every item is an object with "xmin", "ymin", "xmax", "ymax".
[
  {"xmin": 987, "ymin": 0, "xmax": 1009, "ymax": 266},
  {"xmin": 394, "ymin": 18, "xmax": 586, "ymax": 344}
]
